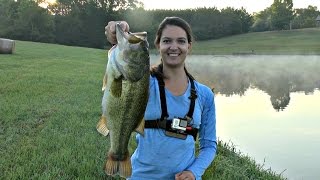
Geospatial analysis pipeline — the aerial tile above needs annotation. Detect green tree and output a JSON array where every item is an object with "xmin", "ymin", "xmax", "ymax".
[
  {"xmin": 14, "ymin": 0, "xmax": 55, "ymax": 42},
  {"xmin": 190, "ymin": 8, "xmax": 223, "ymax": 40},
  {"xmin": 2, "ymin": 0, "xmax": 256, "ymax": 48},
  {"xmin": 270, "ymin": 0, "xmax": 294, "ymax": 30},
  {"xmin": 251, "ymin": 8, "xmax": 272, "ymax": 32},
  {"xmin": 0, "ymin": 0, "xmax": 17, "ymax": 37},
  {"xmin": 48, "ymin": 0, "xmax": 142, "ymax": 48},
  {"xmin": 292, "ymin": 6, "xmax": 319, "ymax": 29},
  {"xmin": 0, "ymin": 0, "xmax": 54, "ymax": 42},
  {"xmin": 234, "ymin": 7, "xmax": 253, "ymax": 33}
]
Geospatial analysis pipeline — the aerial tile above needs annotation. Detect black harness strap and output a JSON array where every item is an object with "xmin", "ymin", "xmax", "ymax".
[
  {"xmin": 145, "ymin": 72, "xmax": 199, "ymax": 140},
  {"xmin": 186, "ymin": 72, "xmax": 197, "ymax": 121},
  {"xmin": 144, "ymin": 120, "xmax": 198, "ymax": 140},
  {"xmin": 155, "ymin": 75, "xmax": 169, "ymax": 120},
  {"xmin": 154, "ymin": 72, "xmax": 197, "ymax": 121}
]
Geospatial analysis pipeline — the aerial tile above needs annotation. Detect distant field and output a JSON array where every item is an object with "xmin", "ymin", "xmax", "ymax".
[
  {"xmin": 0, "ymin": 41, "xmax": 285, "ymax": 179},
  {"xmin": 191, "ymin": 28, "xmax": 320, "ymax": 55}
]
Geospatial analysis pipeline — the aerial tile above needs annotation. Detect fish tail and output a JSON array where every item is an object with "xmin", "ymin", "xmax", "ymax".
[
  {"xmin": 105, "ymin": 152, "xmax": 132, "ymax": 178},
  {"xmin": 105, "ymin": 156, "xmax": 118, "ymax": 176},
  {"xmin": 119, "ymin": 155, "xmax": 132, "ymax": 178}
]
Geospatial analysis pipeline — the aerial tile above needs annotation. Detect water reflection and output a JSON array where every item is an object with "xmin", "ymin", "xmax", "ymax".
[
  {"xmin": 151, "ymin": 55, "xmax": 320, "ymax": 111},
  {"xmin": 215, "ymin": 88, "xmax": 320, "ymax": 180}
]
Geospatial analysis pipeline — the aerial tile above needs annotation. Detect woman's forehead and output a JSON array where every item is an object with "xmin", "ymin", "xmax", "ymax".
[{"xmin": 161, "ymin": 25, "xmax": 187, "ymax": 38}]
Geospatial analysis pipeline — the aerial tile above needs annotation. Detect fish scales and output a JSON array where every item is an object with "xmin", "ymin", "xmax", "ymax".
[
  {"xmin": 96, "ymin": 23, "xmax": 150, "ymax": 178},
  {"xmin": 106, "ymin": 74, "xmax": 149, "ymax": 156}
]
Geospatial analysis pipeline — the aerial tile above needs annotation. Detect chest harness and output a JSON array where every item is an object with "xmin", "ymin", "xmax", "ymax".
[{"xmin": 144, "ymin": 73, "xmax": 199, "ymax": 140}]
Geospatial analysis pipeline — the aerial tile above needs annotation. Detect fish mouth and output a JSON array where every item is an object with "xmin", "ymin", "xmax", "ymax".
[
  {"xmin": 113, "ymin": 23, "xmax": 149, "ymax": 82},
  {"xmin": 116, "ymin": 23, "xmax": 147, "ymax": 44}
]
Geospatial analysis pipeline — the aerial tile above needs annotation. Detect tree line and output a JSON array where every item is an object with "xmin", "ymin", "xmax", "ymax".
[{"xmin": 0, "ymin": 0, "xmax": 319, "ymax": 49}]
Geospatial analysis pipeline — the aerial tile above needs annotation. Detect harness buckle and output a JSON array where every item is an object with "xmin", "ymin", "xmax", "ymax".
[{"xmin": 185, "ymin": 116, "xmax": 193, "ymax": 123}]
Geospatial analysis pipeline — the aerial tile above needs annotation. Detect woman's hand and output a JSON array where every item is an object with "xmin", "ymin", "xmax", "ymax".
[
  {"xmin": 175, "ymin": 171, "xmax": 195, "ymax": 180},
  {"xmin": 104, "ymin": 21, "xmax": 129, "ymax": 45}
]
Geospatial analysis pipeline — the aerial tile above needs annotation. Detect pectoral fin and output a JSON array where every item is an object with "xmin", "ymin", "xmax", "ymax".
[
  {"xmin": 110, "ymin": 78, "xmax": 122, "ymax": 97},
  {"xmin": 135, "ymin": 118, "xmax": 145, "ymax": 136},
  {"xmin": 96, "ymin": 116, "xmax": 109, "ymax": 136}
]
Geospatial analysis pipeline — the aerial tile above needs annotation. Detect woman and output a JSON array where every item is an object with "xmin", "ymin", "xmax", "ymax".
[{"xmin": 105, "ymin": 17, "xmax": 217, "ymax": 180}]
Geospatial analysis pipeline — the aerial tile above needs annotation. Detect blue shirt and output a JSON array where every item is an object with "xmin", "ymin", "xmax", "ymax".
[{"xmin": 129, "ymin": 75, "xmax": 217, "ymax": 180}]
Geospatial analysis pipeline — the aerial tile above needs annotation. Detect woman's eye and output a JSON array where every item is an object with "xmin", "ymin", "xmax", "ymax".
[
  {"xmin": 163, "ymin": 39, "xmax": 171, "ymax": 43},
  {"xmin": 178, "ymin": 39, "xmax": 186, "ymax": 44}
]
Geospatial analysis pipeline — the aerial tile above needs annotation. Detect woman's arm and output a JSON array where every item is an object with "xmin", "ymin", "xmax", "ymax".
[{"xmin": 187, "ymin": 88, "xmax": 217, "ymax": 178}]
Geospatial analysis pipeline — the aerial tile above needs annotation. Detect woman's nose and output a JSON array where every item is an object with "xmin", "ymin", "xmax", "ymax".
[{"xmin": 169, "ymin": 42, "xmax": 178, "ymax": 50}]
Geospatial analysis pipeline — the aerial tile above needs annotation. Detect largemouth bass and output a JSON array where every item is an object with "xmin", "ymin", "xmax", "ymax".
[{"xmin": 96, "ymin": 23, "xmax": 150, "ymax": 178}]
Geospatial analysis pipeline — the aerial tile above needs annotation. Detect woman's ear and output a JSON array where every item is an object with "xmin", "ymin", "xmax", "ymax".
[
  {"xmin": 188, "ymin": 42, "xmax": 192, "ymax": 50},
  {"xmin": 188, "ymin": 42, "xmax": 192, "ymax": 54}
]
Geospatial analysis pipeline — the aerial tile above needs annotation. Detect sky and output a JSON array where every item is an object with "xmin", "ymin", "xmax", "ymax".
[
  {"xmin": 44, "ymin": 0, "xmax": 320, "ymax": 14},
  {"xmin": 140, "ymin": 0, "xmax": 320, "ymax": 14}
]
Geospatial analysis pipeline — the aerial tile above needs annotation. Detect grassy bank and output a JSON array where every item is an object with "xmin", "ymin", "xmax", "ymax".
[
  {"xmin": 191, "ymin": 27, "xmax": 320, "ymax": 55},
  {"xmin": 0, "ymin": 40, "xmax": 286, "ymax": 179}
]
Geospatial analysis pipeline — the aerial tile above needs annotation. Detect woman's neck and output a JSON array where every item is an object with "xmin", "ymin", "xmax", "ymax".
[
  {"xmin": 162, "ymin": 62, "xmax": 186, "ymax": 77},
  {"xmin": 162, "ymin": 65, "xmax": 189, "ymax": 96}
]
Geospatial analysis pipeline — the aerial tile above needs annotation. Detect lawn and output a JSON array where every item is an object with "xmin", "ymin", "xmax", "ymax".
[{"xmin": 191, "ymin": 28, "xmax": 320, "ymax": 55}]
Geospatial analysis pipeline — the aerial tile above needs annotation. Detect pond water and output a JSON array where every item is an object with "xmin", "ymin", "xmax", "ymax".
[{"xmin": 150, "ymin": 55, "xmax": 320, "ymax": 180}]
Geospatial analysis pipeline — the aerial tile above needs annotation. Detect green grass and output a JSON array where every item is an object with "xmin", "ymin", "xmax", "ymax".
[
  {"xmin": 203, "ymin": 141, "xmax": 286, "ymax": 180},
  {"xmin": 191, "ymin": 28, "xmax": 320, "ymax": 55},
  {"xmin": 0, "ymin": 39, "xmax": 287, "ymax": 179}
]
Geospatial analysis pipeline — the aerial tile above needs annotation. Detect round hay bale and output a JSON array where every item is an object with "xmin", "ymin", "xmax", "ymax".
[{"xmin": 0, "ymin": 38, "xmax": 15, "ymax": 54}]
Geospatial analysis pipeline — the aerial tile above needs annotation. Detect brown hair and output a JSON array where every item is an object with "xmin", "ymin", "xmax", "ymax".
[{"xmin": 151, "ymin": 17, "xmax": 194, "ymax": 78}]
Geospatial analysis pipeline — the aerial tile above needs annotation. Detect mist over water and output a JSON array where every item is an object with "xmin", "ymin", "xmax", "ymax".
[
  {"xmin": 151, "ymin": 55, "xmax": 320, "ymax": 111},
  {"xmin": 150, "ymin": 55, "xmax": 320, "ymax": 179}
]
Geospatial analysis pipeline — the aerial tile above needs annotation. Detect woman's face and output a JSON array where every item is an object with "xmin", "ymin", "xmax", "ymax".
[{"xmin": 157, "ymin": 25, "xmax": 192, "ymax": 68}]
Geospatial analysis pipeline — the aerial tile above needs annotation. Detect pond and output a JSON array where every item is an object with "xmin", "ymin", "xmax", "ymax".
[{"xmin": 150, "ymin": 55, "xmax": 320, "ymax": 180}]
